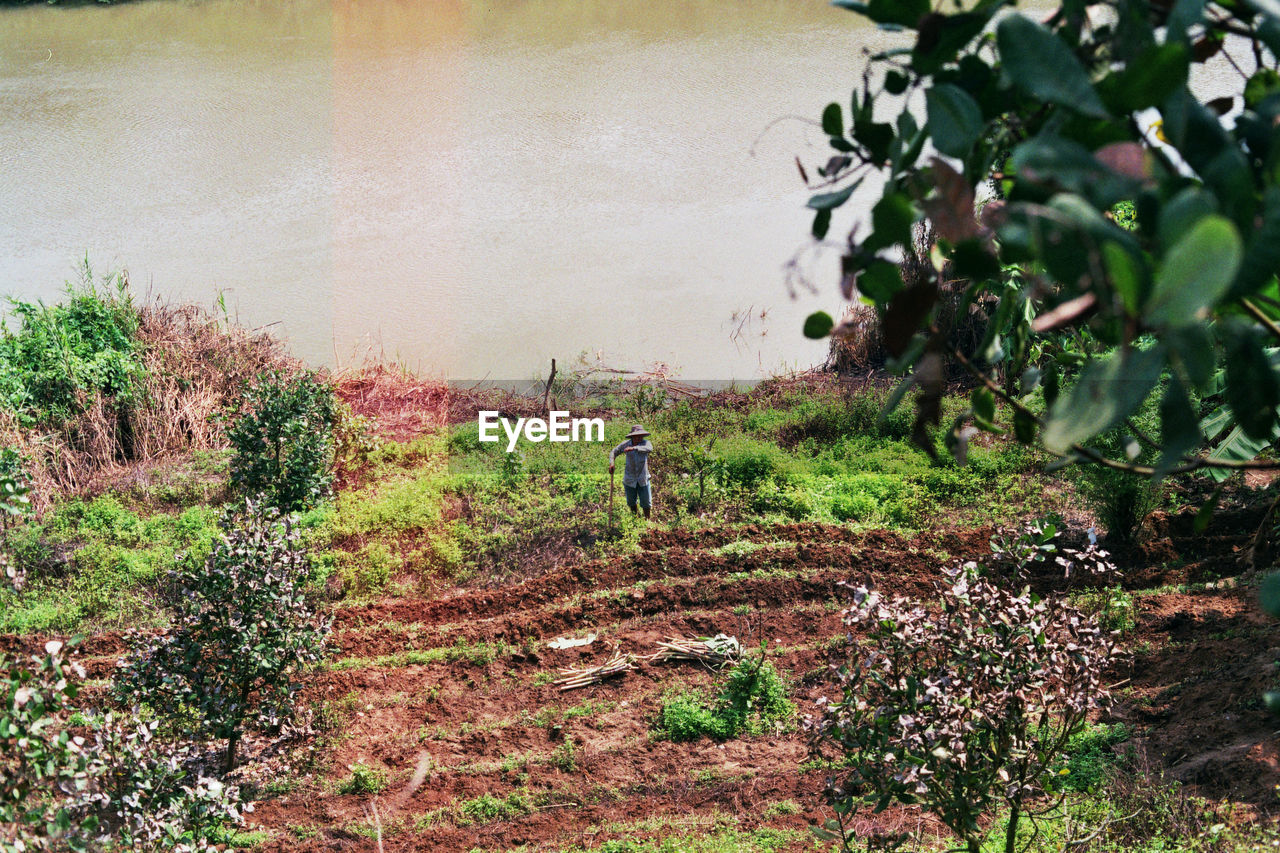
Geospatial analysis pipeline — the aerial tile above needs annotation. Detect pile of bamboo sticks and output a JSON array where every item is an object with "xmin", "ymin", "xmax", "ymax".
[
  {"xmin": 649, "ymin": 634, "xmax": 741, "ymax": 668},
  {"xmin": 552, "ymin": 648, "xmax": 635, "ymax": 690}
]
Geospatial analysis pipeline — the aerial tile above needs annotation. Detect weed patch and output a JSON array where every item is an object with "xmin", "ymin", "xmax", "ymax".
[{"xmin": 654, "ymin": 655, "xmax": 793, "ymax": 742}]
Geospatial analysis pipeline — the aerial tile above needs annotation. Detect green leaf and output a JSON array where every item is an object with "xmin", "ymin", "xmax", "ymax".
[
  {"xmin": 804, "ymin": 311, "xmax": 835, "ymax": 339},
  {"xmin": 1262, "ymin": 572, "xmax": 1280, "ymax": 619},
  {"xmin": 822, "ymin": 102, "xmax": 844, "ymax": 137},
  {"xmin": 1169, "ymin": 325, "xmax": 1217, "ymax": 390},
  {"xmin": 1014, "ymin": 409, "xmax": 1037, "ymax": 444},
  {"xmin": 971, "ymin": 386, "xmax": 996, "ymax": 423},
  {"xmin": 996, "ymin": 14, "xmax": 1108, "ymax": 119},
  {"xmin": 1230, "ymin": 187, "xmax": 1280, "ymax": 300},
  {"xmin": 951, "ymin": 240, "xmax": 1001, "ymax": 281},
  {"xmin": 1099, "ymin": 42, "xmax": 1190, "ymax": 112},
  {"xmin": 925, "ymin": 84, "xmax": 983, "ymax": 158},
  {"xmin": 807, "ymin": 180, "xmax": 861, "ymax": 211},
  {"xmin": 914, "ymin": 12, "xmax": 991, "ymax": 75},
  {"xmin": 1167, "ymin": 0, "xmax": 1205, "ymax": 43},
  {"xmin": 1261, "ymin": 16, "xmax": 1280, "ymax": 59},
  {"xmin": 1144, "ymin": 215, "xmax": 1242, "ymax": 328},
  {"xmin": 1206, "ymin": 423, "xmax": 1277, "ymax": 482},
  {"xmin": 854, "ymin": 120, "xmax": 896, "ymax": 163},
  {"xmin": 1043, "ymin": 361, "xmax": 1060, "ymax": 407},
  {"xmin": 1244, "ymin": 0, "xmax": 1280, "ymax": 20},
  {"xmin": 865, "ymin": 193, "xmax": 916, "ymax": 252},
  {"xmin": 1157, "ymin": 187, "xmax": 1218, "ymax": 250},
  {"xmin": 843, "ymin": 0, "xmax": 928, "ymax": 27},
  {"xmin": 1245, "ymin": 69, "xmax": 1280, "ymax": 109},
  {"xmin": 1225, "ymin": 333, "xmax": 1280, "ymax": 440},
  {"xmin": 884, "ymin": 70, "xmax": 909, "ymax": 95},
  {"xmin": 812, "ymin": 208, "xmax": 832, "ymax": 240},
  {"xmin": 1102, "ymin": 242, "xmax": 1145, "ymax": 316},
  {"xmin": 1009, "ymin": 136, "xmax": 1139, "ymax": 207},
  {"xmin": 858, "ymin": 260, "xmax": 904, "ymax": 302},
  {"xmin": 1156, "ymin": 380, "xmax": 1201, "ymax": 475},
  {"xmin": 1042, "ymin": 346, "xmax": 1165, "ymax": 454}
]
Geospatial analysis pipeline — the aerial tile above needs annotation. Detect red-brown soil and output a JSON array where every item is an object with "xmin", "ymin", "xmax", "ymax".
[
  {"xmin": 8, "ymin": 504, "xmax": 1280, "ymax": 850},
  {"xmin": 229, "ymin": 511, "xmax": 1280, "ymax": 850}
]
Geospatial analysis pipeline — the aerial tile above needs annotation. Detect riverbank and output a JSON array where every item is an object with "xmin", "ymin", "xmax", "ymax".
[{"xmin": 2, "ymin": 289, "xmax": 1278, "ymax": 851}]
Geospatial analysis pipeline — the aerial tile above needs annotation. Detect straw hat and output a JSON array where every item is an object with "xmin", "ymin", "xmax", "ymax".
[{"xmin": 626, "ymin": 424, "xmax": 650, "ymax": 438}]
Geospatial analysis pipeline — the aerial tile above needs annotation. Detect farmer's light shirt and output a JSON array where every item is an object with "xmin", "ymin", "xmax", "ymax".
[{"xmin": 609, "ymin": 439, "xmax": 653, "ymax": 487}]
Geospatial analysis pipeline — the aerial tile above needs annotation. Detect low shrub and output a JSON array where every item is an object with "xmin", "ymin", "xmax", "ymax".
[
  {"xmin": 715, "ymin": 439, "xmax": 794, "ymax": 489},
  {"xmin": 457, "ymin": 790, "xmax": 532, "ymax": 825},
  {"xmin": 1076, "ymin": 465, "xmax": 1160, "ymax": 544},
  {"xmin": 809, "ymin": 564, "xmax": 1114, "ymax": 853},
  {"xmin": 225, "ymin": 370, "xmax": 336, "ymax": 512},
  {"xmin": 337, "ymin": 542, "xmax": 396, "ymax": 597},
  {"xmin": 1, "ymin": 639, "xmax": 97, "ymax": 851}
]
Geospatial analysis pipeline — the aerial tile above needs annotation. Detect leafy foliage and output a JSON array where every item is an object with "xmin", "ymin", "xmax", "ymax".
[
  {"xmin": 1, "ymin": 639, "xmax": 246, "ymax": 853},
  {"xmin": 337, "ymin": 763, "xmax": 387, "ymax": 795},
  {"xmin": 799, "ymin": 0, "xmax": 1280, "ymax": 482},
  {"xmin": 0, "ymin": 639, "xmax": 97, "ymax": 852},
  {"xmin": 808, "ymin": 564, "xmax": 1113, "ymax": 853},
  {"xmin": 0, "ymin": 266, "xmax": 141, "ymax": 428},
  {"xmin": 1051, "ymin": 722, "xmax": 1131, "ymax": 793},
  {"xmin": 116, "ymin": 500, "xmax": 330, "ymax": 772},
  {"xmin": 656, "ymin": 653, "xmax": 794, "ymax": 742},
  {"xmin": 225, "ymin": 370, "xmax": 337, "ymax": 512},
  {"xmin": 78, "ymin": 713, "xmax": 248, "ymax": 852}
]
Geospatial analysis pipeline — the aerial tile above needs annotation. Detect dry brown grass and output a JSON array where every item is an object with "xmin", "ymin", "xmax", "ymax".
[{"xmin": 0, "ymin": 300, "xmax": 293, "ymax": 512}]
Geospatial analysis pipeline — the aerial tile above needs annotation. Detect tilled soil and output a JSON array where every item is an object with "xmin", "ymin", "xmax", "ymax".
[
  {"xmin": 241, "ymin": 517, "xmax": 1280, "ymax": 851},
  {"xmin": 8, "ymin": 514, "xmax": 1280, "ymax": 851}
]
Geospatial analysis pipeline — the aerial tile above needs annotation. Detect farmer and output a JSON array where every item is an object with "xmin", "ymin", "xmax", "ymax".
[{"xmin": 609, "ymin": 424, "xmax": 654, "ymax": 519}]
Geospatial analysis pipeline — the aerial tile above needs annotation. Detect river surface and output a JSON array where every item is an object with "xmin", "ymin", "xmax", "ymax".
[{"xmin": 0, "ymin": 0, "xmax": 893, "ymax": 381}]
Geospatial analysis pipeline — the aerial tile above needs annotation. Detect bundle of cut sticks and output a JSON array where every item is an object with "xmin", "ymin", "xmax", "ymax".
[
  {"xmin": 552, "ymin": 648, "xmax": 635, "ymax": 690},
  {"xmin": 649, "ymin": 634, "xmax": 741, "ymax": 667}
]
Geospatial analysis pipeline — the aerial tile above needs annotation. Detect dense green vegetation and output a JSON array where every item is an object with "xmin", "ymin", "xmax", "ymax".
[{"xmin": 0, "ymin": 271, "xmax": 140, "ymax": 428}]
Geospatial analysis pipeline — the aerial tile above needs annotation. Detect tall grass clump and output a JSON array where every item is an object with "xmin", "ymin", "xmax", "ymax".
[{"xmin": 0, "ymin": 264, "xmax": 291, "ymax": 505}]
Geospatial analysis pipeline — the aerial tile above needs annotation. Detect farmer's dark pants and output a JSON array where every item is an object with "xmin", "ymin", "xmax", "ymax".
[{"xmin": 624, "ymin": 483, "xmax": 651, "ymax": 511}]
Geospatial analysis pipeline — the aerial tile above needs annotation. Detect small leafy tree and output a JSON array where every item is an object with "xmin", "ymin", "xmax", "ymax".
[
  {"xmin": 1, "ymin": 639, "xmax": 97, "ymax": 853},
  {"xmin": 225, "ymin": 370, "xmax": 337, "ymax": 512},
  {"xmin": 809, "ymin": 565, "xmax": 1113, "ymax": 853},
  {"xmin": 117, "ymin": 501, "xmax": 330, "ymax": 773}
]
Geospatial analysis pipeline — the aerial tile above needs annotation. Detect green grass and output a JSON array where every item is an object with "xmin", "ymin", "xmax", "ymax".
[
  {"xmin": 328, "ymin": 637, "xmax": 518, "ymax": 671},
  {"xmin": 440, "ymin": 384, "xmax": 1048, "ymax": 550},
  {"xmin": 0, "ymin": 495, "xmax": 223, "ymax": 633},
  {"xmin": 455, "ymin": 790, "xmax": 533, "ymax": 826},
  {"xmin": 337, "ymin": 763, "xmax": 388, "ymax": 796},
  {"xmin": 558, "ymin": 827, "xmax": 803, "ymax": 853},
  {"xmin": 1052, "ymin": 723, "xmax": 1132, "ymax": 793}
]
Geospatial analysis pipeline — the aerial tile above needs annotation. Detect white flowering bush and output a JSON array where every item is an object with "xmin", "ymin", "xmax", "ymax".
[
  {"xmin": 808, "ymin": 564, "xmax": 1114, "ymax": 853},
  {"xmin": 116, "ymin": 500, "xmax": 329, "ymax": 773},
  {"xmin": 1, "ymin": 640, "xmax": 94, "ymax": 853},
  {"xmin": 80, "ymin": 714, "xmax": 247, "ymax": 852},
  {"xmin": 1, "ymin": 640, "xmax": 247, "ymax": 853}
]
